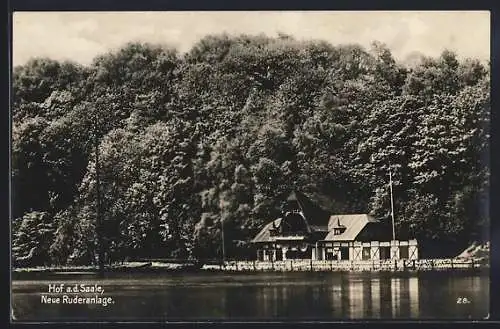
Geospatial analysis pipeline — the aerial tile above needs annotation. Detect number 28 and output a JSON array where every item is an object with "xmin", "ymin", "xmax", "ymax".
[{"xmin": 457, "ymin": 297, "xmax": 471, "ymax": 304}]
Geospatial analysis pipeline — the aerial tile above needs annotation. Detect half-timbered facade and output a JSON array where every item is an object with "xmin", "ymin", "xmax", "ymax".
[{"xmin": 251, "ymin": 191, "xmax": 418, "ymax": 261}]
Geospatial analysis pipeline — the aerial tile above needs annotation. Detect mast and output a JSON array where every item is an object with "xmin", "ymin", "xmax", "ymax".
[
  {"xmin": 94, "ymin": 118, "xmax": 104, "ymax": 276},
  {"xmin": 221, "ymin": 218, "xmax": 225, "ymax": 265},
  {"xmin": 389, "ymin": 167, "xmax": 396, "ymax": 241}
]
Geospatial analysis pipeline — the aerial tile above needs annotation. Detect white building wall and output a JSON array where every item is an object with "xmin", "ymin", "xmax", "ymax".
[
  {"xmin": 408, "ymin": 239, "xmax": 419, "ymax": 260},
  {"xmin": 390, "ymin": 240, "xmax": 400, "ymax": 260},
  {"xmin": 370, "ymin": 241, "xmax": 380, "ymax": 260}
]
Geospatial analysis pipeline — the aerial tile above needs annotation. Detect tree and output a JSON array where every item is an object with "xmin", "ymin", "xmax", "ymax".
[{"xmin": 12, "ymin": 211, "xmax": 56, "ymax": 266}]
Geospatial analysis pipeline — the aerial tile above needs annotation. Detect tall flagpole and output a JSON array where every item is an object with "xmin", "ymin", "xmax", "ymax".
[
  {"xmin": 95, "ymin": 120, "xmax": 104, "ymax": 276},
  {"xmin": 389, "ymin": 167, "xmax": 396, "ymax": 241},
  {"xmin": 219, "ymin": 198, "xmax": 226, "ymax": 267},
  {"xmin": 221, "ymin": 218, "xmax": 225, "ymax": 265}
]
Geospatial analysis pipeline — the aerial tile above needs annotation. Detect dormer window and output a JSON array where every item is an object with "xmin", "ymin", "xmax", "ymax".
[{"xmin": 332, "ymin": 218, "xmax": 346, "ymax": 235}]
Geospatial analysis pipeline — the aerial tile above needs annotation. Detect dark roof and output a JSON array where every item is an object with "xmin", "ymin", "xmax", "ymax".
[
  {"xmin": 251, "ymin": 190, "xmax": 334, "ymax": 243},
  {"xmin": 286, "ymin": 191, "xmax": 298, "ymax": 202},
  {"xmin": 252, "ymin": 218, "xmax": 309, "ymax": 243},
  {"xmin": 287, "ymin": 190, "xmax": 331, "ymax": 227}
]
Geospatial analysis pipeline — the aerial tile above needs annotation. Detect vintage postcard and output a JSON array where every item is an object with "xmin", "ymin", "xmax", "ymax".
[{"xmin": 10, "ymin": 11, "xmax": 490, "ymax": 322}]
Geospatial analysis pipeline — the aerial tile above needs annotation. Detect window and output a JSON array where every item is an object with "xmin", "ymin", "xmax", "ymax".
[
  {"xmin": 399, "ymin": 246, "xmax": 409, "ymax": 259},
  {"xmin": 362, "ymin": 247, "xmax": 371, "ymax": 260},
  {"xmin": 340, "ymin": 247, "xmax": 350, "ymax": 260},
  {"xmin": 333, "ymin": 227, "xmax": 346, "ymax": 235},
  {"xmin": 380, "ymin": 247, "xmax": 391, "ymax": 260},
  {"xmin": 285, "ymin": 250, "xmax": 296, "ymax": 259}
]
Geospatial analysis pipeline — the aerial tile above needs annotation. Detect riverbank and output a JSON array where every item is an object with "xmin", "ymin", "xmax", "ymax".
[
  {"xmin": 12, "ymin": 261, "xmax": 200, "ymax": 274},
  {"xmin": 203, "ymin": 258, "xmax": 488, "ymax": 273},
  {"xmin": 12, "ymin": 257, "xmax": 488, "ymax": 274}
]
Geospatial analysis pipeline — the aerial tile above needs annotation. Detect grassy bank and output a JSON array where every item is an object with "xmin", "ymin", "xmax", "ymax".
[
  {"xmin": 12, "ymin": 261, "xmax": 201, "ymax": 273},
  {"xmin": 12, "ymin": 257, "xmax": 489, "ymax": 275}
]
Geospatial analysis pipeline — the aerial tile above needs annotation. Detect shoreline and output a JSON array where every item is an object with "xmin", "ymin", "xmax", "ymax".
[{"xmin": 12, "ymin": 258, "xmax": 488, "ymax": 275}]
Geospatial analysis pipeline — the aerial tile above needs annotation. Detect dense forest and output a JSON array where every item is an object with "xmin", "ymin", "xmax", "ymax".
[{"xmin": 11, "ymin": 34, "xmax": 489, "ymax": 266}]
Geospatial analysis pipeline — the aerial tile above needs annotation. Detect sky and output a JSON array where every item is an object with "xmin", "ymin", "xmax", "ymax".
[{"xmin": 12, "ymin": 11, "xmax": 490, "ymax": 67}]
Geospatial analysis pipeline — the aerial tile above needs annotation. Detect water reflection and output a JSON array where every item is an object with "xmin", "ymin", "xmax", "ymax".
[
  {"xmin": 391, "ymin": 278, "xmax": 401, "ymax": 317},
  {"xmin": 323, "ymin": 275, "xmax": 421, "ymax": 319},
  {"xmin": 409, "ymin": 276, "xmax": 419, "ymax": 316},
  {"xmin": 372, "ymin": 278, "xmax": 380, "ymax": 317},
  {"xmin": 12, "ymin": 272, "xmax": 488, "ymax": 321},
  {"xmin": 249, "ymin": 273, "xmax": 483, "ymax": 319}
]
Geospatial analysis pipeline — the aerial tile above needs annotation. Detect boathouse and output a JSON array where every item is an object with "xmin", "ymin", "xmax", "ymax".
[{"xmin": 251, "ymin": 191, "xmax": 418, "ymax": 262}]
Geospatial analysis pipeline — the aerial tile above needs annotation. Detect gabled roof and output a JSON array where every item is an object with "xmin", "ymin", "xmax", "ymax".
[
  {"xmin": 251, "ymin": 192, "xmax": 381, "ymax": 244},
  {"xmin": 323, "ymin": 214, "xmax": 379, "ymax": 241},
  {"xmin": 330, "ymin": 218, "xmax": 346, "ymax": 229},
  {"xmin": 251, "ymin": 218, "xmax": 282, "ymax": 243},
  {"xmin": 309, "ymin": 225, "xmax": 329, "ymax": 232},
  {"xmin": 287, "ymin": 190, "xmax": 331, "ymax": 228}
]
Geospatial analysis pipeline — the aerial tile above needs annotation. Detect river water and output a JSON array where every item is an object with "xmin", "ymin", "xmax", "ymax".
[{"xmin": 11, "ymin": 271, "xmax": 489, "ymax": 321}]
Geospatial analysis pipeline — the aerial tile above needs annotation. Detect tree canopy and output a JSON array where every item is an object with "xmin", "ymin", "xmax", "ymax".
[{"xmin": 12, "ymin": 36, "xmax": 490, "ymax": 265}]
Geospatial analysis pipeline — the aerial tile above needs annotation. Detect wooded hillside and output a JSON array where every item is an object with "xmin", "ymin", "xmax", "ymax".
[{"xmin": 11, "ymin": 34, "xmax": 490, "ymax": 265}]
